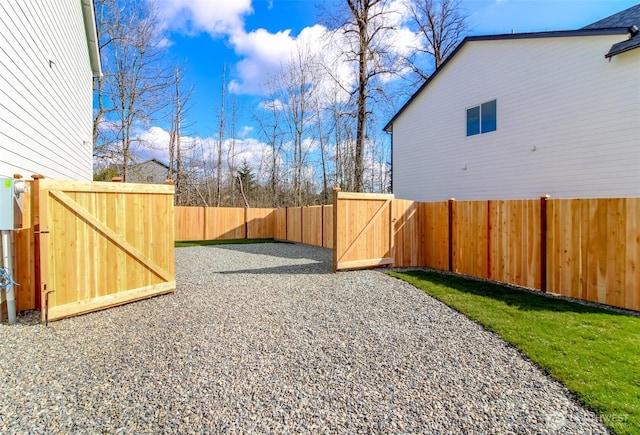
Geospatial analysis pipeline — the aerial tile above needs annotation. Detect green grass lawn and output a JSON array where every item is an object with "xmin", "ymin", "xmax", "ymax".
[
  {"xmin": 175, "ymin": 238, "xmax": 287, "ymax": 248},
  {"xmin": 389, "ymin": 270, "xmax": 640, "ymax": 435}
]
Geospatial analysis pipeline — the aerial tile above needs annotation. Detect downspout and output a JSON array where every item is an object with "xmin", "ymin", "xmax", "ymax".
[{"xmin": 385, "ymin": 126, "xmax": 393, "ymax": 194}]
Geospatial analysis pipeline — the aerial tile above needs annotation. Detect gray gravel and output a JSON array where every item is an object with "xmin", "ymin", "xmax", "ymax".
[{"xmin": 0, "ymin": 243, "xmax": 608, "ymax": 434}]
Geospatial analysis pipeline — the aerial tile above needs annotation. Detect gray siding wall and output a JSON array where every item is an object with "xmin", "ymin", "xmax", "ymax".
[
  {"xmin": 128, "ymin": 160, "xmax": 170, "ymax": 184},
  {"xmin": 0, "ymin": 0, "xmax": 93, "ymax": 180}
]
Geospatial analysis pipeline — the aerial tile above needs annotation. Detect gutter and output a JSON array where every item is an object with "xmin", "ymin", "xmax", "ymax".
[
  {"xmin": 81, "ymin": 0, "xmax": 103, "ymax": 77},
  {"xmin": 383, "ymin": 27, "xmax": 630, "ymax": 133}
]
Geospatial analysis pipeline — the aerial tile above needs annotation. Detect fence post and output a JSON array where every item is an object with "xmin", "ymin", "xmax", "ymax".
[
  {"xmin": 285, "ymin": 207, "xmax": 288, "ymax": 241},
  {"xmin": 244, "ymin": 207, "xmax": 249, "ymax": 239},
  {"xmin": 31, "ymin": 175, "xmax": 44, "ymax": 310},
  {"xmin": 448, "ymin": 198, "xmax": 455, "ymax": 272},
  {"xmin": 300, "ymin": 207, "xmax": 304, "ymax": 244},
  {"xmin": 202, "ymin": 207, "xmax": 207, "ymax": 241},
  {"xmin": 540, "ymin": 195, "xmax": 549, "ymax": 292},
  {"xmin": 332, "ymin": 188, "xmax": 341, "ymax": 273},
  {"xmin": 487, "ymin": 200, "xmax": 492, "ymax": 280},
  {"xmin": 321, "ymin": 205, "xmax": 325, "ymax": 248}
]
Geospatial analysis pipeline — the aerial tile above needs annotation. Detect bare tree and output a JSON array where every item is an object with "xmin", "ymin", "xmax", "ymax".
[
  {"xmin": 282, "ymin": 43, "xmax": 320, "ymax": 206},
  {"xmin": 167, "ymin": 65, "xmax": 193, "ymax": 204},
  {"xmin": 215, "ymin": 64, "xmax": 226, "ymax": 206},
  {"xmin": 404, "ymin": 0, "xmax": 468, "ymax": 81},
  {"xmin": 226, "ymin": 96, "xmax": 241, "ymax": 206},
  {"xmin": 324, "ymin": 0, "xmax": 399, "ymax": 192},
  {"xmin": 92, "ymin": 0, "xmax": 120, "ymax": 164},
  {"xmin": 93, "ymin": 0, "xmax": 171, "ymax": 180},
  {"xmin": 314, "ymin": 97, "xmax": 330, "ymax": 203},
  {"xmin": 322, "ymin": 80, "xmax": 356, "ymax": 192},
  {"xmin": 255, "ymin": 75, "xmax": 286, "ymax": 207}
]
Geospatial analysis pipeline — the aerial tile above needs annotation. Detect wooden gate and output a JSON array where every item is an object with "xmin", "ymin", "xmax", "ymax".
[
  {"xmin": 36, "ymin": 179, "xmax": 175, "ymax": 321},
  {"xmin": 333, "ymin": 189, "xmax": 394, "ymax": 271}
]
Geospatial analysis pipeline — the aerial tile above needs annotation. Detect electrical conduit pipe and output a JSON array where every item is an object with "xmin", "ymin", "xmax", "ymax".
[{"xmin": 1, "ymin": 230, "xmax": 16, "ymax": 324}]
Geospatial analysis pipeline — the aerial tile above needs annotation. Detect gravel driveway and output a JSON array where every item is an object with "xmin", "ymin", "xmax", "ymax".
[{"xmin": 0, "ymin": 243, "xmax": 607, "ymax": 433}]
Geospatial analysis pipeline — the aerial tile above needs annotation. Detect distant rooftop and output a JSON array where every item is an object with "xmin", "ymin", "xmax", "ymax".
[{"xmin": 582, "ymin": 3, "xmax": 640, "ymax": 29}]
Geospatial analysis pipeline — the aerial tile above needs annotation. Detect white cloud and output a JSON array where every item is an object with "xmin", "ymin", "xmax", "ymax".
[
  {"xmin": 158, "ymin": 0, "xmax": 421, "ymax": 99},
  {"xmin": 157, "ymin": 0, "xmax": 253, "ymax": 36},
  {"xmin": 135, "ymin": 126, "xmax": 173, "ymax": 163},
  {"xmin": 230, "ymin": 23, "xmax": 356, "ymax": 102},
  {"xmin": 228, "ymin": 28, "xmax": 297, "ymax": 94},
  {"xmin": 132, "ymin": 127, "xmax": 273, "ymax": 176},
  {"xmin": 302, "ymin": 137, "xmax": 318, "ymax": 154},
  {"xmin": 258, "ymin": 98, "xmax": 286, "ymax": 111},
  {"xmin": 238, "ymin": 125, "xmax": 254, "ymax": 138}
]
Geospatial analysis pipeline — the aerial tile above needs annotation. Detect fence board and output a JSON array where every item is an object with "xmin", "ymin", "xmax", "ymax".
[
  {"xmin": 392, "ymin": 199, "xmax": 423, "ymax": 267},
  {"xmin": 452, "ymin": 201, "xmax": 489, "ymax": 278},
  {"xmin": 287, "ymin": 207, "xmax": 303, "ymax": 243},
  {"xmin": 489, "ymin": 200, "xmax": 541, "ymax": 289},
  {"xmin": 15, "ymin": 181, "xmax": 34, "ymax": 311},
  {"xmin": 204, "ymin": 207, "xmax": 245, "ymax": 240},
  {"xmin": 175, "ymin": 206, "xmax": 205, "ymax": 241},
  {"xmin": 625, "ymin": 199, "xmax": 640, "ymax": 311},
  {"xmin": 421, "ymin": 201, "xmax": 449, "ymax": 270},
  {"xmin": 273, "ymin": 208, "xmax": 287, "ymax": 240},
  {"xmin": 547, "ymin": 198, "xmax": 640, "ymax": 311},
  {"xmin": 323, "ymin": 205, "xmax": 333, "ymax": 249},
  {"xmin": 247, "ymin": 208, "xmax": 277, "ymax": 238},
  {"xmin": 302, "ymin": 206, "xmax": 323, "ymax": 247},
  {"xmin": 15, "ymin": 229, "xmax": 34, "ymax": 311}
]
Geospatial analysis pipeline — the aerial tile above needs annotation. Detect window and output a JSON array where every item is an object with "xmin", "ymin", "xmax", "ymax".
[
  {"xmin": 466, "ymin": 99, "xmax": 497, "ymax": 136},
  {"xmin": 466, "ymin": 106, "xmax": 480, "ymax": 136}
]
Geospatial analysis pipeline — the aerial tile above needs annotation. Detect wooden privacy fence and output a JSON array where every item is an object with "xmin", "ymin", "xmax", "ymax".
[
  {"xmin": 332, "ymin": 191, "xmax": 640, "ymax": 313},
  {"xmin": 12, "ymin": 177, "xmax": 175, "ymax": 322},
  {"xmin": 174, "ymin": 205, "xmax": 334, "ymax": 248},
  {"xmin": 171, "ymin": 192, "xmax": 640, "ymax": 312}
]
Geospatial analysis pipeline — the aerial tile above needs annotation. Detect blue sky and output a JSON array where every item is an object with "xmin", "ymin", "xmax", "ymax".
[{"xmin": 137, "ymin": 0, "xmax": 639, "ymax": 164}]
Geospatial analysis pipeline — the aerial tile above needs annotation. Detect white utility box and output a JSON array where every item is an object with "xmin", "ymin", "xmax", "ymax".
[{"xmin": 0, "ymin": 177, "xmax": 15, "ymax": 230}]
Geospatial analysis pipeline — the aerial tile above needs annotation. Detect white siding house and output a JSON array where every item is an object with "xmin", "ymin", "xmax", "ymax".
[
  {"xmin": 0, "ymin": 0, "xmax": 101, "ymax": 181},
  {"xmin": 385, "ymin": 6, "xmax": 640, "ymax": 201}
]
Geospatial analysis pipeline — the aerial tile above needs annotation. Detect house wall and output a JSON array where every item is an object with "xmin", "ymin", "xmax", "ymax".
[
  {"xmin": 128, "ymin": 160, "xmax": 170, "ymax": 184},
  {"xmin": 0, "ymin": 0, "xmax": 94, "ymax": 181},
  {"xmin": 392, "ymin": 34, "xmax": 640, "ymax": 201}
]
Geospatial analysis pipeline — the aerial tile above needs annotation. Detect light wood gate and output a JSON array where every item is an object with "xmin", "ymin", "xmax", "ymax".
[
  {"xmin": 36, "ymin": 179, "xmax": 175, "ymax": 321},
  {"xmin": 332, "ymin": 189, "xmax": 394, "ymax": 271}
]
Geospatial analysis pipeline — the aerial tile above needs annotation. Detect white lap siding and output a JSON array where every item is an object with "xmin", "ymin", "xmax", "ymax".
[
  {"xmin": 392, "ymin": 34, "xmax": 640, "ymax": 201},
  {"xmin": 0, "ymin": 0, "xmax": 93, "ymax": 180}
]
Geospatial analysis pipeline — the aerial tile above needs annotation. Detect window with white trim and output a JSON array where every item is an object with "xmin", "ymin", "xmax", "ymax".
[{"xmin": 466, "ymin": 100, "xmax": 496, "ymax": 136}]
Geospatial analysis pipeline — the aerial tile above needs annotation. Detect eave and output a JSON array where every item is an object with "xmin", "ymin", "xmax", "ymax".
[
  {"xmin": 81, "ymin": 0, "xmax": 102, "ymax": 77},
  {"xmin": 384, "ymin": 27, "xmax": 629, "ymax": 133}
]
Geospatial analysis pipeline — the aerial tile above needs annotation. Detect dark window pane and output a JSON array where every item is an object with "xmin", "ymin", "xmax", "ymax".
[
  {"xmin": 467, "ymin": 106, "xmax": 480, "ymax": 136},
  {"xmin": 481, "ymin": 100, "xmax": 497, "ymax": 133}
]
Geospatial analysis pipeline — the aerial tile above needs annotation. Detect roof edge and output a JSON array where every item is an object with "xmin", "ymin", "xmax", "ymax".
[
  {"xmin": 81, "ymin": 0, "xmax": 102, "ymax": 77},
  {"xmin": 137, "ymin": 159, "xmax": 171, "ymax": 169},
  {"xmin": 383, "ymin": 27, "xmax": 629, "ymax": 132}
]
